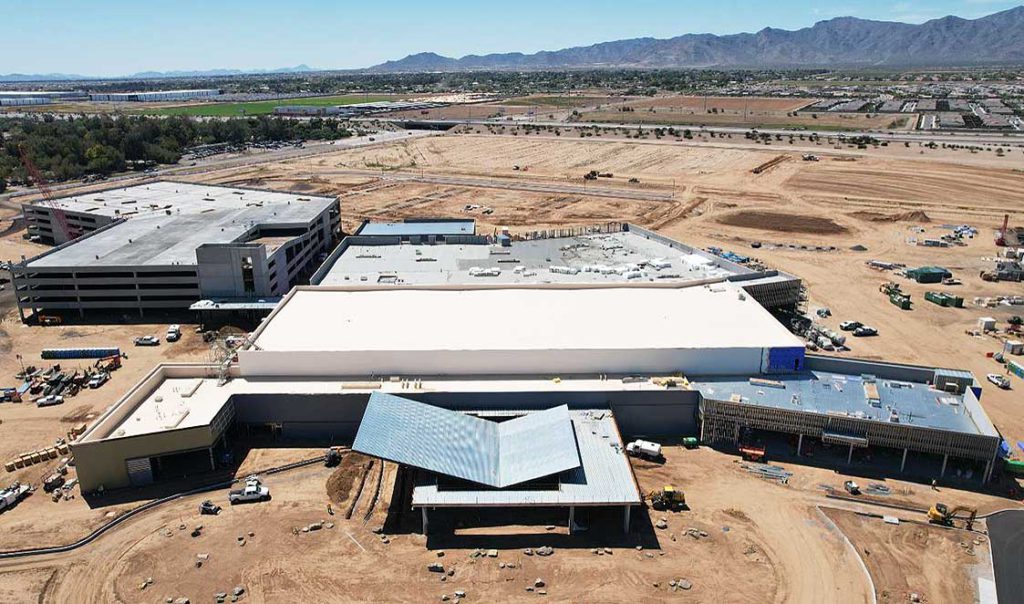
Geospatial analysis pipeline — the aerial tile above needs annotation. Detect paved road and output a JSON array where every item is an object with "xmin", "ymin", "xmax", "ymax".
[
  {"xmin": 361, "ymin": 117, "xmax": 1024, "ymax": 146},
  {"xmin": 988, "ymin": 509, "xmax": 1024, "ymax": 603},
  {"xmin": 322, "ymin": 169, "xmax": 675, "ymax": 202}
]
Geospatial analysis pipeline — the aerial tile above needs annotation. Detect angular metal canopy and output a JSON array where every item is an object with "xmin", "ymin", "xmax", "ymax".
[{"xmin": 352, "ymin": 392, "xmax": 581, "ymax": 488}]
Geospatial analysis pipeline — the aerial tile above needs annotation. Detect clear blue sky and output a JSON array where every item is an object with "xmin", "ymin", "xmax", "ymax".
[{"xmin": 1, "ymin": 0, "xmax": 1019, "ymax": 76}]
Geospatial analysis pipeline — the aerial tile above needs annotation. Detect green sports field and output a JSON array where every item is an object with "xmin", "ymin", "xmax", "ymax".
[{"xmin": 144, "ymin": 94, "xmax": 400, "ymax": 117}]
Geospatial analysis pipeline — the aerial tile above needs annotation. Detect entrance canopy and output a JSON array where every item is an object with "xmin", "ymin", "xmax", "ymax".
[{"xmin": 353, "ymin": 392, "xmax": 581, "ymax": 488}]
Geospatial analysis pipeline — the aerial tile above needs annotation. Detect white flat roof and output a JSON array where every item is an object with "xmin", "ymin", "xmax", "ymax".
[
  {"xmin": 251, "ymin": 284, "xmax": 803, "ymax": 354},
  {"xmin": 84, "ymin": 372, "xmax": 685, "ymax": 442},
  {"xmin": 109, "ymin": 377, "xmax": 225, "ymax": 438},
  {"xmin": 25, "ymin": 182, "xmax": 335, "ymax": 267}
]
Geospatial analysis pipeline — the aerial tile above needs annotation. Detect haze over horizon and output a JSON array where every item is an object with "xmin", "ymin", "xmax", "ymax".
[{"xmin": 1, "ymin": 0, "xmax": 1021, "ymax": 77}]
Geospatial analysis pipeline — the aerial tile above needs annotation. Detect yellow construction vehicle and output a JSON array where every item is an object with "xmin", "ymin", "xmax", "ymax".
[
  {"xmin": 647, "ymin": 486, "xmax": 686, "ymax": 511},
  {"xmin": 927, "ymin": 503, "xmax": 977, "ymax": 530}
]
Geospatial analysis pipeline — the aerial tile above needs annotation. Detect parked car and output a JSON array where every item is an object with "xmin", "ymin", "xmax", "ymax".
[
  {"xmin": 987, "ymin": 374, "xmax": 1011, "ymax": 390},
  {"xmin": 853, "ymin": 326, "xmax": 878, "ymax": 337},
  {"xmin": 133, "ymin": 335, "xmax": 160, "ymax": 346},
  {"xmin": 843, "ymin": 480, "xmax": 861, "ymax": 495},
  {"xmin": 87, "ymin": 372, "xmax": 109, "ymax": 389},
  {"xmin": 36, "ymin": 395, "xmax": 64, "ymax": 407},
  {"xmin": 839, "ymin": 321, "xmax": 863, "ymax": 331}
]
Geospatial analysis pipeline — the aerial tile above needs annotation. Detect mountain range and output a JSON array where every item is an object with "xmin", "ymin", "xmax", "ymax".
[
  {"xmin": 370, "ymin": 6, "xmax": 1024, "ymax": 71},
  {"xmin": 5, "ymin": 7, "xmax": 1024, "ymax": 82}
]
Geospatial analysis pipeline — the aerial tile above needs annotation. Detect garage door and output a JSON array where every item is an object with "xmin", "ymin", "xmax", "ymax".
[{"xmin": 126, "ymin": 457, "xmax": 154, "ymax": 486}]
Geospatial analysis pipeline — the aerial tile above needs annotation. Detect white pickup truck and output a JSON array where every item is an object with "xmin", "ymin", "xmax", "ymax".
[
  {"xmin": 626, "ymin": 439, "xmax": 664, "ymax": 461},
  {"xmin": 228, "ymin": 476, "xmax": 270, "ymax": 504}
]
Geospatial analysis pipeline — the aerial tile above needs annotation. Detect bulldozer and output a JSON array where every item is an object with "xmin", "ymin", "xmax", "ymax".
[
  {"xmin": 647, "ymin": 486, "xmax": 686, "ymax": 511},
  {"xmin": 927, "ymin": 503, "xmax": 977, "ymax": 530}
]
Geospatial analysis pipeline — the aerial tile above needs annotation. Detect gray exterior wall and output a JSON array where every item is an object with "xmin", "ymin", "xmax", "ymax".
[
  {"xmin": 197, "ymin": 243, "xmax": 274, "ymax": 299},
  {"xmin": 24, "ymin": 205, "xmax": 117, "ymax": 246},
  {"xmin": 231, "ymin": 388, "xmax": 700, "ymax": 441}
]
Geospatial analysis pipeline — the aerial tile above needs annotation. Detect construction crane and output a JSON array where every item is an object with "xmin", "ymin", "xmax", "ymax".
[
  {"xmin": 17, "ymin": 144, "xmax": 78, "ymax": 242},
  {"xmin": 995, "ymin": 214, "xmax": 1009, "ymax": 247},
  {"xmin": 927, "ymin": 503, "xmax": 977, "ymax": 530}
]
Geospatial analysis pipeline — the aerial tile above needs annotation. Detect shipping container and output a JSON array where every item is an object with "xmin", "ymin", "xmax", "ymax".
[{"xmin": 40, "ymin": 347, "xmax": 120, "ymax": 360}]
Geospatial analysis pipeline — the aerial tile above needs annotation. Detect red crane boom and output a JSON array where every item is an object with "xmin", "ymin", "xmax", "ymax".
[{"xmin": 17, "ymin": 145, "xmax": 77, "ymax": 242}]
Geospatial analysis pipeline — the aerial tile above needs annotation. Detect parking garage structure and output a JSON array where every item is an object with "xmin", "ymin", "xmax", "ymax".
[{"xmin": 13, "ymin": 182, "xmax": 339, "ymax": 320}]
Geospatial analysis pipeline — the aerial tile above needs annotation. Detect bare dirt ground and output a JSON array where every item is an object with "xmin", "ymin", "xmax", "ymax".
[
  {"xmin": 0, "ymin": 444, "xmax": 1010, "ymax": 603},
  {"xmin": 824, "ymin": 508, "xmax": 986, "ymax": 604}
]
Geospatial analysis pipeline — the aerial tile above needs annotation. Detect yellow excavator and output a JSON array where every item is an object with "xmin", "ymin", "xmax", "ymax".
[
  {"xmin": 927, "ymin": 503, "xmax": 977, "ymax": 530},
  {"xmin": 647, "ymin": 486, "xmax": 686, "ymax": 511}
]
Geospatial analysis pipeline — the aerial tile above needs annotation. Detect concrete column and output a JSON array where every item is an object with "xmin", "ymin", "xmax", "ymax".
[
  {"xmin": 699, "ymin": 415, "xmax": 705, "ymax": 443},
  {"xmin": 847, "ymin": 444, "xmax": 854, "ymax": 465},
  {"xmin": 797, "ymin": 434, "xmax": 804, "ymax": 456},
  {"xmin": 421, "ymin": 507, "xmax": 429, "ymax": 534},
  {"xmin": 900, "ymin": 448, "xmax": 909, "ymax": 472},
  {"xmin": 983, "ymin": 460, "xmax": 992, "ymax": 483},
  {"xmin": 568, "ymin": 506, "xmax": 575, "ymax": 535},
  {"xmin": 623, "ymin": 505, "xmax": 631, "ymax": 534},
  {"xmin": 208, "ymin": 448, "xmax": 216, "ymax": 471},
  {"xmin": 940, "ymin": 454, "xmax": 948, "ymax": 478}
]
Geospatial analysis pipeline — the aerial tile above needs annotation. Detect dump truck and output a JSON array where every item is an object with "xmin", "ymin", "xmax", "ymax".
[
  {"xmin": 626, "ymin": 440, "xmax": 663, "ymax": 461},
  {"xmin": 647, "ymin": 486, "xmax": 686, "ymax": 511}
]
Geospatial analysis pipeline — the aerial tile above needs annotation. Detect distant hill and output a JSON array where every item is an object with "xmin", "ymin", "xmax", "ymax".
[
  {"xmin": 371, "ymin": 6, "xmax": 1024, "ymax": 71},
  {"xmin": 0, "ymin": 65, "xmax": 316, "ymax": 83}
]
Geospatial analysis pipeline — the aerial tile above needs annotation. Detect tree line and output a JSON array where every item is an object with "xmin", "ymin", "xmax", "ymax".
[{"xmin": 0, "ymin": 115, "xmax": 354, "ymax": 191}]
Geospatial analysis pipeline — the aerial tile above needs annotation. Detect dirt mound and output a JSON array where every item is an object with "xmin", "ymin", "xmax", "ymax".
[
  {"xmin": 849, "ymin": 210, "xmax": 931, "ymax": 223},
  {"xmin": 325, "ymin": 452, "xmax": 372, "ymax": 504},
  {"xmin": 717, "ymin": 211, "xmax": 848, "ymax": 235}
]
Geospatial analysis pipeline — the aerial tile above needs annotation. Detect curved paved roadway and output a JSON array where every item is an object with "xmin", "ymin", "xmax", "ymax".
[{"xmin": 988, "ymin": 509, "xmax": 1024, "ymax": 603}]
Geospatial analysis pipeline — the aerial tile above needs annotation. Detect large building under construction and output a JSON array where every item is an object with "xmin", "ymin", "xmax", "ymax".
[
  {"xmin": 313, "ymin": 220, "xmax": 802, "ymax": 309},
  {"xmin": 72, "ymin": 281, "xmax": 1002, "ymax": 501}
]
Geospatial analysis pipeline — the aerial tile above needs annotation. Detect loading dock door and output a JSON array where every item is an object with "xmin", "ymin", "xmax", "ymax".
[{"xmin": 126, "ymin": 457, "xmax": 154, "ymax": 486}]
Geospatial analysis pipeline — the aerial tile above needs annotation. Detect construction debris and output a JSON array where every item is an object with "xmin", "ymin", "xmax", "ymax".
[
  {"xmin": 535, "ymin": 546, "xmax": 554, "ymax": 556},
  {"xmin": 740, "ymin": 463, "xmax": 793, "ymax": 484}
]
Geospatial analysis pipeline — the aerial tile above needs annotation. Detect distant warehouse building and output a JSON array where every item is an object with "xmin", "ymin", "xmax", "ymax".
[
  {"xmin": 89, "ymin": 89, "xmax": 221, "ymax": 102},
  {"xmin": 0, "ymin": 90, "xmax": 87, "ymax": 105},
  {"xmin": 12, "ymin": 182, "xmax": 338, "ymax": 320}
]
